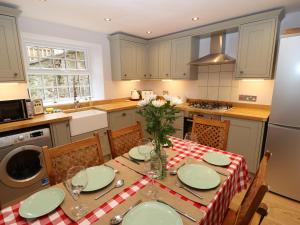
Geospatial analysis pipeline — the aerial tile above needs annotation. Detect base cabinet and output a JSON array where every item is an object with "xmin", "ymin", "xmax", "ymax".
[
  {"xmin": 222, "ymin": 116, "xmax": 265, "ymax": 173},
  {"xmin": 50, "ymin": 121, "xmax": 71, "ymax": 147}
]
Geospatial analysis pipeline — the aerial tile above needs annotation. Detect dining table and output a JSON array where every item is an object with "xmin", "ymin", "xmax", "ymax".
[{"xmin": 0, "ymin": 136, "xmax": 249, "ymax": 225}]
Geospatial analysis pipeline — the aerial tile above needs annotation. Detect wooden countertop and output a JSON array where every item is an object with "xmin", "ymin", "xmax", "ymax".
[
  {"xmin": 0, "ymin": 113, "xmax": 71, "ymax": 133},
  {"xmin": 93, "ymin": 100, "xmax": 139, "ymax": 112},
  {"xmin": 176, "ymin": 103, "xmax": 270, "ymax": 121},
  {"xmin": 0, "ymin": 100, "xmax": 269, "ymax": 133}
]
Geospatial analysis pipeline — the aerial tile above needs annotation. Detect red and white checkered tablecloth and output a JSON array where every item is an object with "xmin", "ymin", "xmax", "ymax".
[{"xmin": 0, "ymin": 136, "xmax": 249, "ymax": 225}]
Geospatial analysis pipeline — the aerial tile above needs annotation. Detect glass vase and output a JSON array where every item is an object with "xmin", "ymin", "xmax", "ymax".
[{"xmin": 150, "ymin": 144, "xmax": 167, "ymax": 180}]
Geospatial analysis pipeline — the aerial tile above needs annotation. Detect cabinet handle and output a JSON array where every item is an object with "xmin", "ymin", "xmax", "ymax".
[
  {"xmin": 183, "ymin": 73, "xmax": 186, "ymax": 76},
  {"xmin": 124, "ymin": 74, "xmax": 127, "ymax": 77},
  {"xmin": 144, "ymin": 74, "xmax": 146, "ymax": 77},
  {"xmin": 240, "ymin": 71, "xmax": 244, "ymax": 74},
  {"xmin": 122, "ymin": 112, "xmax": 127, "ymax": 116},
  {"xmin": 14, "ymin": 73, "xmax": 18, "ymax": 76},
  {"xmin": 165, "ymin": 73, "xmax": 169, "ymax": 76},
  {"xmin": 149, "ymin": 74, "xmax": 152, "ymax": 77}
]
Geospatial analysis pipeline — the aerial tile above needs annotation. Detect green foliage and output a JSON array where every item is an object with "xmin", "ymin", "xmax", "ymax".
[{"xmin": 137, "ymin": 100, "xmax": 180, "ymax": 148}]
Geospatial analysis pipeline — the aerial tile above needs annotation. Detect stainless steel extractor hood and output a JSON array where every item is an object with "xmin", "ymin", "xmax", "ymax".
[{"xmin": 190, "ymin": 31, "xmax": 235, "ymax": 66}]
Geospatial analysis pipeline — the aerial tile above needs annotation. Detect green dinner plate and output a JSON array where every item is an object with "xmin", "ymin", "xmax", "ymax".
[
  {"xmin": 19, "ymin": 187, "xmax": 65, "ymax": 219},
  {"xmin": 203, "ymin": 152, "xmax": 231, "ymax": 166},
  {"xmin": 123, "ymin": 201, "xmax": 183, "ymax": 225},
  {"xmin": 128, "ymin": 145, "xmax": 153, "ymax": 161},
  {"xmin": 177, "ymin": 164, "xmax": 221, "ymax": 189},
  {"xmin": 81, "ymin": 165, "xmax": 115, "ymax": 192}
]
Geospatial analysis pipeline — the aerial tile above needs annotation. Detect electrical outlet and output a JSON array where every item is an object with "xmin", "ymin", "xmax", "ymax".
[
  {"xmin": 162, "ymin": 90, "xmax": 169, "ymax": 95},
  {"xmin": 239, "ymin": 95, "xmax": 257, "ymax": 102}
]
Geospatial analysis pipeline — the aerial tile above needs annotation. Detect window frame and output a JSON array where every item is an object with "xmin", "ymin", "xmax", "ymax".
[{"xmin": 24, "ymin": 41, "xmax": 93, "ymax": 105}]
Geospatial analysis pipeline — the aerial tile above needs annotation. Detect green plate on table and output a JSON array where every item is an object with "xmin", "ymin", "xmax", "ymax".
[
  {"xmin": 128, "ymin": 145, "xmax": 153, "ymax": 161},
  {"xmin": 123, "ymin": 201, "xmax": 183, "ymax": 225},
  {"xmin": 19, "ymin": 187, "xmax": 65, "ymax": 219},
  {"xmin": 203, "ymin": 152, "xmax": 231, "ymax": 166},
  {"xmin": 72, "ymin": 165, "xmax": 115, "ymax": 192},
  {"xmin": 177, "ymin": 164, "xmax": 220, "ymax": 190}
]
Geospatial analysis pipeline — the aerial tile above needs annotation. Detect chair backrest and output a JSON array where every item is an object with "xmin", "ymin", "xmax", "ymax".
[
  {"xmin": 235, "ymin": 151, "xmax": 271, "ymax": 225},
  {"xmin": 191, "ymin": 117, "xmax": 230, "ymax": 150},
  {"xmin": 108, "ymin": 121, "xmax": 143, "ymax": 158},
  {"xmin": 43, "ymin": 133, "xmax": 104, "ymax": 185}
]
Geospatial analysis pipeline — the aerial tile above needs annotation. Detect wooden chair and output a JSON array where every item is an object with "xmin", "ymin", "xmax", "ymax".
[
  {"xmin": 108, "ymin": 121, "xmax": 143, "ymax": 158},
  {"xmin": 43, "ymin": 133, "xmax": 104, "ymax": 185},
  {"xmin": 191, "ymin": 117, "xmax": 230, "ymax": 150},
  {"xmin": 222, "ymin": 151, "xmax": 271, "ymax": 225}
]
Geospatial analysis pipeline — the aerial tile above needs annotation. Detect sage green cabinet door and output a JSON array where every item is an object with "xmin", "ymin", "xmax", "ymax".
[
  {"xmin": 0, "ymin": 15, "xmax": 25, "ymax": 82},
  {"xmin": 50, "ymin": 121, "xmax": 71, "ymax": 146},
  {"xmin": 158, "ymin": 41, "xmax": 171, "ymax": 79},
  {"xmin": 222, "ymin": 116, "xmax": 265, "ymax": 174},
  {"xmin": 236, "ymin": 19, "xmax": 277, "ymax": 79},
  {"xmin": 136, "ymin": 44, "xmax": 148, "ymax": 79},
  {"xmin": 171, "ymin": 36, "xmax": 195, "ymax": 79},
  {"xmin": 120, "ymin": 40, "xmax": 138, "ymax": 80},
  {"xmin": 109, "ymin": 109, "xmax": 136, "ymax": 130},
  {"xmin": 148, "ymin": 43, "xmax": 159, "ymax": 79}
]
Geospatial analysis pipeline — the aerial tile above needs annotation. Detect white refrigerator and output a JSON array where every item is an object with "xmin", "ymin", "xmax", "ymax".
[{"xmin": 266, "ymin": 32, "xmax": 300, "ymax": 201}]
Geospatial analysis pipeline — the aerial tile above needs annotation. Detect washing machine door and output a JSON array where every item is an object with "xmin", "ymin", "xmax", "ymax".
[{"xmin": 0, "ymin": 145, "xmax": 46, "ymax": 188}]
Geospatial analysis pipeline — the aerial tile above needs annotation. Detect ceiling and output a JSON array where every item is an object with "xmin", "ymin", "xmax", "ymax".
[{"xmin": 3, "ymin": 0, "xmax": 300, "ymax": 38}]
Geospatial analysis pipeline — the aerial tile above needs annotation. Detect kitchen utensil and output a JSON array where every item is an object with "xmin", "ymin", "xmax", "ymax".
[
  {"xmin": 157, "ymin": 200, "xmax": 197, "ymax": 222},
  {"xmin": 110, "ymin": 200, "xmax": 142, "ymax": 224},
  {"xmin": 19, "ymin": 188, "xmax": 65, "ymax": 219},
  {"xmin": 177, "ymin": 164, "xmax": 220, "ymax": 189},
  {"xmin": 94, "ymin": 179, "xmax": 124, "ymax": 200},
  {"xmin": 175, "ymin": 181, "xmax": 204, "ymax": 199},
  {"xmin": 121, "ymin": 155, "xmax": 140, "ymax": 164}
]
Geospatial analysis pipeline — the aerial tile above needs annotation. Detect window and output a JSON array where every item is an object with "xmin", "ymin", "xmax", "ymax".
[{"xmin": 26, "ymin": 45, "xmax": 91, "ymax": 104}]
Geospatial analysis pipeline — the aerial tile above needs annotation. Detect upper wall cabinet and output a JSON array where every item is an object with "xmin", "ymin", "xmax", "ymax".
[
  {"xmin": 147, "ymin": 42, "xmax": 159, "ymax": 79},
  {"xmin": 235, "ymin": 18, "xmax": 277, "ymax": 79},
  {"xmin": 170, "ymin": 36, "xmax": 199, "ymax": 80},
  {"xmin": 158, "ymin": 40, "xmax": 171, "ymax": 79},
  {"xmin": 0, "ymin": 9, "xmax": 25, "ymax": 82},
  {"xmin": 110, "ymin": 34, "xmax": 148, "ymax": 80}
]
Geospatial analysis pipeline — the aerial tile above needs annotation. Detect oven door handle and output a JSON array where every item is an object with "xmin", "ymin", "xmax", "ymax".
[{"xmin": 186, "ymin": 118, "xmax": 194, "ymax": 122}]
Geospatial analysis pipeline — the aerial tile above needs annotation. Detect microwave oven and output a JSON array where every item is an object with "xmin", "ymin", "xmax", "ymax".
[{"xmin": 0, "ymin": 99, "xmax": 33, "ymax": 124}]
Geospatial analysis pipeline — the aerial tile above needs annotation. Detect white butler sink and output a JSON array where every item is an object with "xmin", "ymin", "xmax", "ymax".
[{"xmin": 68, "ymin": 109, "xmax": 108, "ymax": 136}]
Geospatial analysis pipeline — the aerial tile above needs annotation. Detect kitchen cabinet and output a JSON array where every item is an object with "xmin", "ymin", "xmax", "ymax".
[
  {"xmin": 158, "ymin": 40, "xmax": 171, "ymax": 79},
  {"xmin": 236, "ymin": 19, "xmax": 277, "ymax": 79},
  {"xmin": 147, "ymin": 42, "xmax": 159, "ymax": 79},
  {"xmin": 110, "ymin": 34, "xmax": 148, "ymax": 80},
  {"xmin": 70, "ymin": 128, "xmax": 111, "ymax": 159},
  {"xmin": 0, "ymin": 11, "xmax": 25, "ymax": 82},
  {"xmin": 222, "ymin": 116, "xmax": 265, "ymax": 173},
  {"xmin": 50, "ymin": 121, "xmax": 71, "ymax": 146},
  {"xmin": 108, "ymin": 108, "xmax": 137, "ymax": 130},
  {"xmin": 171, "ymin": 36, "xmax": 199, "ymax": 79}
]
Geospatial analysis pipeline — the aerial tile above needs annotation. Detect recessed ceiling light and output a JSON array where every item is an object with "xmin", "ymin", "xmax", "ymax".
[
  {"xmin": 192, "ymin": 17, "xmax": 199, "ymax": 21},
  {"xmin": 146, "ymin": 31, "xmax": 152, "ymax": 34},
  {"xmin": 39, "ymin": 0, "xmax": 47, "ymax": 2},
  {"xmin": 104, "ymin": 18, "xmax": 112, "ymax": 22}
]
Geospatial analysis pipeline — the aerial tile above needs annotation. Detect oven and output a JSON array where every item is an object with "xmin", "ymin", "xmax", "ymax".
[{"xmin": 183, "ymin": 111, "xmax": 221, "ymax": 137}]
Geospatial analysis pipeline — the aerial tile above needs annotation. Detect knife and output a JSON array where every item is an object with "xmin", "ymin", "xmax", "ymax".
[
  {"xmin": 157, "ymin": 199, "xmax": 197, "ymax": 222},
  {"xmin": 121, "ymin": 155, "xmax": 140, "ymax": 165}
]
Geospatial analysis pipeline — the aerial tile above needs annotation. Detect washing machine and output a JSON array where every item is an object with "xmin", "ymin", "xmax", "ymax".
[{"xmin": 0, "ymin": 126, "xmax": 52, "ymax": 208}]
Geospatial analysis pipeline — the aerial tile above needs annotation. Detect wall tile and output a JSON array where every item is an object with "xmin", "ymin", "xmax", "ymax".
[
  {"xmin": 198, "ymin": 72, "xmax": 208, "ymax": 86},
  {"xmin": 207, "ymin": 87, "xmax": 219, "ymax": 100},
  {"xmin": 220, "ymin": 63, "xmax": 235, "ymax": 72},
  {"xmin": 218, "ymin": 87, "xmax": 232, "ymax": 101},
  {"xmin": 209, "ymin": 65, "xmax": 220, "ymax": 72},
  {"xmin": 208, "ymin": 72, "xmax": 220, "ymax": 86},
  {"xmin": 219, "ymin": 71, "xmax": 233, "ymax": 87},
  {"xmin": 198, "ymin": 66, "xmax": 209, "ymax": 73},
  {"xmin": 199, "ymin": 87, "xmax": 208, "ymax": 99}
]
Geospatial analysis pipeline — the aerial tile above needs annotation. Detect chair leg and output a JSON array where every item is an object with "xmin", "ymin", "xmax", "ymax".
[{"xmin": 256, "ymin": 203, "xmax": 268, "ymax": 225}]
